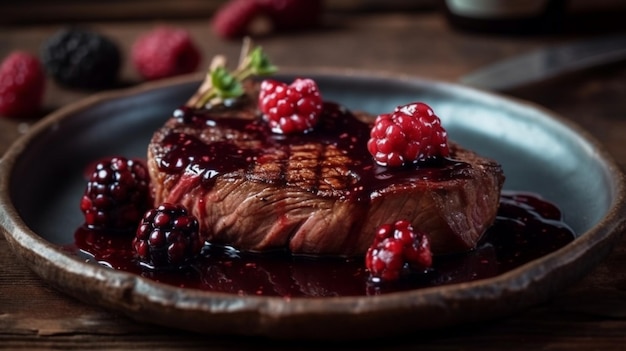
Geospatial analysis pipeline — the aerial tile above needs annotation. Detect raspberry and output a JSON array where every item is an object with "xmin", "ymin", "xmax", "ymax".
[
  {"xmin": 132, "ymin": 203, "xmax": 204, "ymax": 269},
  {"xmin": 367, "ymin": 102, "xmax": 449, "ymax": 167},
  {"xmin": 131, "ymin": 26, "xmax": 201, "ymax": 81},
  {"xmin": 80, "ymin": 156, "xmax": 152, "ymax": 232},
  {"xmin": 211, "ymin": 0, "xmax": 323, "ymax": 39},
  {"xmin": 0, "ymin": 51, "xmax": 45, "ymax": 118},
  {"xmin": 258, "ymin": 78, "xmax": 323, "ymax": 134},
  {"xmin": 365, "ymin": 220, "xmax": 432, "ymax": 282},
  {"xmin": 212, "ymin": 0, "xmax": 269, "ymax": 39},
  {"xmin": 41, "ymin": 28, "xmax": 121, "ymax": 90}
]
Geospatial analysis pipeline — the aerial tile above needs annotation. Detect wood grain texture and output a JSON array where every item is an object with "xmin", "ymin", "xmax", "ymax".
[{"xmin": 1, "ymin": 10, "xmax": 626, "ymax": 350}]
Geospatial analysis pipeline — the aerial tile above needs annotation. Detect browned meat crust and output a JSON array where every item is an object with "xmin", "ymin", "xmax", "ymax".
[{"xmin": 147, "ymin": 94, "xmax": 504, "ymax": 256}]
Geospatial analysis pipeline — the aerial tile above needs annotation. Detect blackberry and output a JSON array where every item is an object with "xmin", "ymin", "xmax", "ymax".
[
  {"xmin": 132, "ymin": 203, "xmax": 204, "ymax": 269},
  {"xmin": 41, "ymin": 27, "xmax": 121, "ymax": 90},
  {"xmin": 80, "ymin": 156, "xmax": 151, "ymax": 232}
]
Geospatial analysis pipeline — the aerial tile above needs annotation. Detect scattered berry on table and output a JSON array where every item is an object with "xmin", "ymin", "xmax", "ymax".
[
  {"xmin": 367, "ymin": 102, "xmax": 449, "ymax": 167},
  {"xmin": 80, "ymin": 156, "xmax": 152, "ymax": 232},
  {"xmin": 41, "ymin": 28, "xmax": 121, "ymax": 90},
  {"xmin": 365, "ymin": 220, "xmax": 432, "ymax": 282},
  {"xmin": 258, "ymin": 78, "xmax": 323, "ymax": 134},
  {"xmin": 212, "ymin": 0, "xmax": 269, "ymax": 39},
  {"xmin": 132, "ymin": 203, "xmax": 204, "ymax": 269},
  {"xmin": 0, "ymin": 51, "xmax": 45, "ymax": 118},
  {"xmin": 211, "ymin": 0, "xmax": 323, "ymax": 39},
  {"xmin": 131, "ymin": 26, "xmax": 201, "ymax": 81}
]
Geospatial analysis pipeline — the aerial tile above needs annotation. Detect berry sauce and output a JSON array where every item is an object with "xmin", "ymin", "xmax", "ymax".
[
  {"xmin": 65, "ymin": 102, "xmax": 575, "ymax": 297},
  {"xmin": 69, "ymin": 191, "xmax": 575, "ymax": 297},
  {"xmin": 157, "ymin": 102, "xmax": 469, "ymax": 201}
]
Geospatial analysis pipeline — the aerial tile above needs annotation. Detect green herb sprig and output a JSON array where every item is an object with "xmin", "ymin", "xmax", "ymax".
[{"xmin": 187, "ymin": 38, "xmax": 276, "ymax": 109}]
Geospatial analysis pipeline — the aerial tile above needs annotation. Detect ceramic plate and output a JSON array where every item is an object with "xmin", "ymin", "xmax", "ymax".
[{"xmin": 1, "ymin": 70, "xmax": 625, "ymax": 340}]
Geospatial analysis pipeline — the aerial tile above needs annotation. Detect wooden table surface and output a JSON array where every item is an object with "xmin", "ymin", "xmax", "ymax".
[{"xmin": 2, "ymin": 7, "xmax": 626, "ymax": 350}]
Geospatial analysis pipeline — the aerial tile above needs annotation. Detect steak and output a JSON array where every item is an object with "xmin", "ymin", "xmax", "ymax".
[{"xmin": 147, "ymin": 95, "xmax": 505, "ymax": 256}]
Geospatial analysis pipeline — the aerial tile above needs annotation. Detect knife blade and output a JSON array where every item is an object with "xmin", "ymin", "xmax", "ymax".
[{"xmin": 459, "ymin": 33, "xmax": 626, "ymax": 91}]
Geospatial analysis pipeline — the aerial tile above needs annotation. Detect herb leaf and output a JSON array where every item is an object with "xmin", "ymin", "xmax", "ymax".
[
  {"xmin": 187, "ymin": 39, "xmax": 276, "ymax": 109},
  {"xmin": 211, "ymin": 66, "xmax": 243, "ymax": 99},
  {"xmin": 248, "ymin": 47, "xmax": 277, "ymax": 76}
]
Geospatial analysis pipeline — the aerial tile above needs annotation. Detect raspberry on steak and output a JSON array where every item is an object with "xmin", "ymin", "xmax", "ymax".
[
  {"xmin": 367, "ymin": 102, "xmax": 449, "ymax": 167},
  {"xmin": 133, "ymin": 203, "xmax": 204, "ymax": 270},
  {"xmin": 0, "ymin": 51, "xmax": 45, "ymax": 118},
  {"xmin": 365, "ymin": 220, "xmax": 433, "ymax": 282},
  {"xmin": 258, "ymin": 78, "xmax": 323, "ymax": 134}
]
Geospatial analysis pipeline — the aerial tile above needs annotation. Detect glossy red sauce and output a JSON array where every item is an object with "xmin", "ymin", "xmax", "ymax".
[
  {"xmin": 68, "ymin": 191, "xmax": 575, "ymax": 297},
  {"xmin": 156, "ymin": 102, "xmax": 470, "ymax": 201},
  {"xmin": 66, "ymin": 102, "xmax": 575, "ymax": 297}
]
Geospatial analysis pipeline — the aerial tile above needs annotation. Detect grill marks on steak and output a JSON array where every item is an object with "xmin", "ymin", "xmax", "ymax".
[
  {"xmin": 147, "ymin": 99, "xmax": 505, "ymax": 256},
  {"xmin": 252, "ymin": 142, "xmax": 356, "ymax": 196}
]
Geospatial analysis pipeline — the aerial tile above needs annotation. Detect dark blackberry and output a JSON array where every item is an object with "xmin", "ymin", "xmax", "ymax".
[
  {"xmin": 132, "ymin": 203, "xmax": 204, "ymax": 269},
  {"xmin": 80, "ymin": 156, "xmax": 151, "ymax": 232},
  {"xmin": 41, "ymin": 27, "xmax": 121, "ymax": 90}
]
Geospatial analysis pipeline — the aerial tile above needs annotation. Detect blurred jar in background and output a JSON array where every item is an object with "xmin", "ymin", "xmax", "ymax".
[{"xmin": 440, "ymin": 0, "xmax": 566, "ymax": 34}]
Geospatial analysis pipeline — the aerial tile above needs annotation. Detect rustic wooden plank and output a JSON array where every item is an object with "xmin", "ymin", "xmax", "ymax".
[
  {"xmin": 0, "ymin": 0, "xmax": 439, "ymax": 24},
  {"xmin": 1, "ymin": 11, "xmax": 626, "ymax": 350}
]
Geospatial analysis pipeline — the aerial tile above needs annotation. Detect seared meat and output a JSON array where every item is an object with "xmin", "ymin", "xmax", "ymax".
[{"xmin": 147, "ymin": 97, "xmax": 504, "ymax": 256}]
